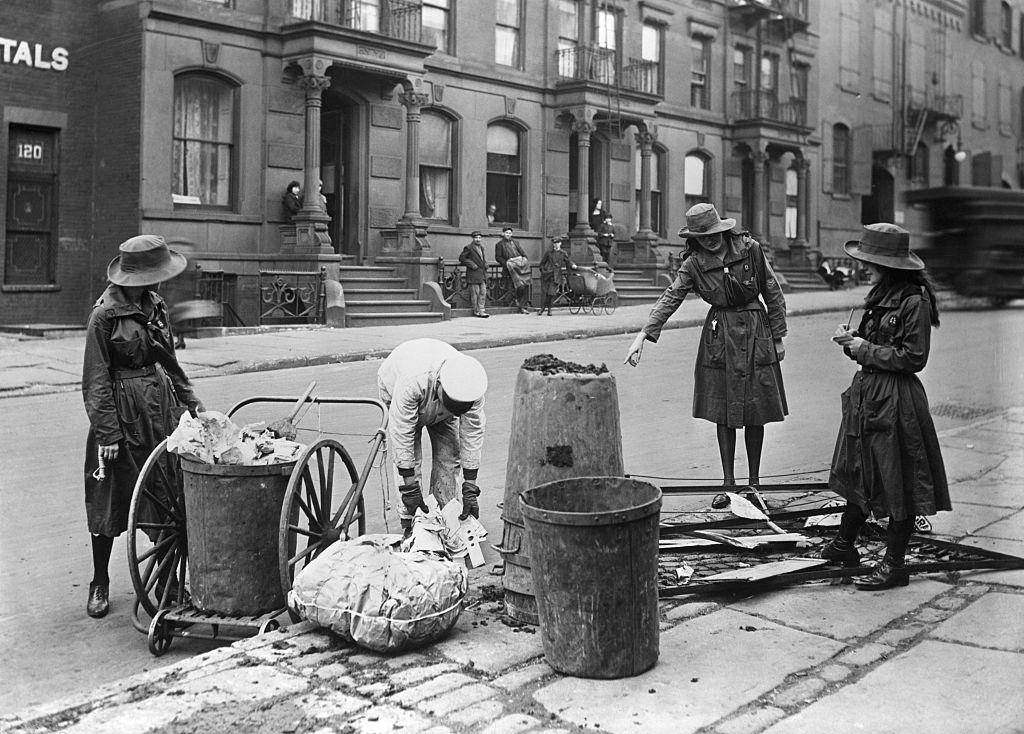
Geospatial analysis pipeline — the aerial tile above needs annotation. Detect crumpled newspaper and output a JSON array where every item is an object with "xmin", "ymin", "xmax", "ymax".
[
  {"xmin": 287, "ymin": 534, "xmax": 468, "ymax": 653},
  {"xmin": 400, "ymin": 495, "xmax": 488, "ymax": 567},
  {"xmin": 167, "ymin": 411, "xmax": 305, "ymax": 465}
]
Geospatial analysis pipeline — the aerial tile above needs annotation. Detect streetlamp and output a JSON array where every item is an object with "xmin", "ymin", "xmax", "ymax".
[{"xmin": 937, "ymin": 119, "xmax": 967, "ymax": 163}]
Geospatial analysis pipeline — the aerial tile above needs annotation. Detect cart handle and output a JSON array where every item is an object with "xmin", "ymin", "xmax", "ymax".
[{"xmin": 226, "ymin": 396, "xmax": 388, "ymax": 433}]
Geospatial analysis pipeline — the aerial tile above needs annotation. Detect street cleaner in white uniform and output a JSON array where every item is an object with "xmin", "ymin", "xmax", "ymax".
[{"xmin": 376, "ymin": 338, "xmax": 488, "ymax": 532}]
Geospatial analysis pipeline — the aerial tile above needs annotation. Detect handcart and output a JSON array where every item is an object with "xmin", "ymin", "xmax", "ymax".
[
  {"xmin": 561, "ymin": 264, "xmax": 618, "ymax": 315},
  {"xmin": 127, "ymin": 395, "xmax": 387, "ymax": 655}
]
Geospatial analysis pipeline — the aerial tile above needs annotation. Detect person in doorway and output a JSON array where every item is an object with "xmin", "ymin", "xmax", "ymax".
[
  {"xmin": 596, "ymin": 214, "xmax": 616, "ymax": 266},
  {"xmin": 494, "ymin": 226, "xmax": 532, "ymax": 313},
  {"xmin": 486, "ymin": 203, "xmax": 498, "ymax": 225},
  {"xmin": 538, "ymin": 235, "xmax": 577, "ymax": 316},
  {"xmin": 823, "ymin": 223, "xmax": 949, "ymax": 590},
  {"xmin": 282, "ymin": 180, "xmax": 303, "ymax": 221},
  {"xmin": 459, "ymin": 231, "xmax": 490, "ymax": 318},
  {"xmin": 624, "ymin": 203, "xmax": 788, "ymax": 509},
  {"xmin": 81, "ymin": 235, "xmax": 204, "ymax": 618},
  {"xmin": 589, "ymin": 198, "xmax": 608, "ymax": 232},
  {"xmin": 376, "ymin": 339, "xmax": 488, "ymax": 531}
]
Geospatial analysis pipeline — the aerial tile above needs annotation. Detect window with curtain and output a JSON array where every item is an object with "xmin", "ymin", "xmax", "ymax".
[
  {"xmin": 832, "ymin": 124, "xmax": 851, "ymax": 194},
  {"xmin": 556, "ymin": 0, "xmax": 580, "ymax": 77},
  {"xmin": 634, "ymin": 146, "xmax": 664, "ymax": 235},
  {"xmin": 345, "ymin": 0, "xmax": 380, "ymax": 32},
  {"xmin": 640, "ymin": 22, "xmax": 662, "ymax": 94},
  {"xmin": 684, "ymin": 152, "xmax": 710, "ymax": 210},
  {"xmin": 762, "ymin": 52, "xmax": 779, "ymax": 117},
  {"xmin": 733, "ymin": 46, "xmax": 751, "ymax": 117},
  {"xmin": 486, "ymin": 123, "xmax": 522, "ymax": 225},
  {"xmin": 419, "ymin": 111, "xmax": 452, "ymax": 222},
  {"xmin": 785, "ymin": 168, "xmax": 798, "ymax": 238},
  {"xmin": 690, "ymin": 36, "xmax": 710, "ymax": 109},
  {"xmin": 173, "ymin": 74, "xmax": 234, "ymax": 207},
  {"xmin": 423, "ymin": 0, "xmax": 450, "ymax": 52},
  {"xmin": 495, "ymin": 0, "xmax": 521, "ymax": 67},
  {"xmin": 596, "ymin": 8, "xmax": 618, "ymax": 84}
]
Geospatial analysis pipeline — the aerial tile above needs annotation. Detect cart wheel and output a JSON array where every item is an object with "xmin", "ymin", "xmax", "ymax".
[
  {"xmin": 568, "ymin": 298, "xmax": 583, "ymax": 315},
  {"xmin": 258, "ymin": 618, "xmax": 281, "ymax": 636},
  {"xmin": 147, "ymin": 609, "xmax": 174, "ymax": 656},
  {"xmin": 602, "ymin": 292, "xmax": 618, "ymax": 315},
  {"xmin": 279, "ymin": 439, "xmax": 362, "ymax": 598},
  {"xmin": 128, "ymin": 439, "xmax": 189, "ymax": 622},
  {"xmin": 586, "ymin": 295, "xmax": 598, "ymax": 314}
]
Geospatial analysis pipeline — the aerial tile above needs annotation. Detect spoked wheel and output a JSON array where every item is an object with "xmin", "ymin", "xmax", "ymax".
[
  {"xmin": 586, "ymin": 295, "xmax": 598, "ymax": 314},
  {"xmin": 602, "ymin": 292, "xmax": 619, "ymax": 315},
  {"xmin": 278, "ymin": 439, "xmax": 362, "ymax": 604},
  {"xmin": 147, "ymin": 609, "xmax": 174, "ymax": 656},
  {"xmin": 128, "ymin": 439, "xmax": 189, "ymax": 633},
  {"xmin": 568, "ymin": 298, "xmax": 583, "ymax": 315}
]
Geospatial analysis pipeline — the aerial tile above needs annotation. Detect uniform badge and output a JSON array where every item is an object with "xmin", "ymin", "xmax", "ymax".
[{"xmin": 888, "ymin": 315, "xmax": 898, "ymax": 327}]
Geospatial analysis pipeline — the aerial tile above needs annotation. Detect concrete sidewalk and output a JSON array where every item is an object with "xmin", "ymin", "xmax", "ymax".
[
  {"xmin": 3, "ymin": 407, "xmax": 1023, "ymax": 734},
  {"xmin": 0, "ymin": 288, "xmax": 869, "ymax": 398}
]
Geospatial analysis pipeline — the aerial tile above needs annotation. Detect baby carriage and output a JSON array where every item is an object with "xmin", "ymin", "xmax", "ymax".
[{"xmin": 564, "ymin": 264, "xmax": 618, "ymax": 314}]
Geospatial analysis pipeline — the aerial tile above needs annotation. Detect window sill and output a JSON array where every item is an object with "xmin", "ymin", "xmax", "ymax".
[
  {"xmin": 2, "ymin": 283, "xmax": 60, "ymax": 293},
  {"xmin": 143, "ymin": 208, "xmax": 264, "ymax": 224},
  {"xmin": 829, "ymin": 193, "xmax": 852, "ymax": 201}
]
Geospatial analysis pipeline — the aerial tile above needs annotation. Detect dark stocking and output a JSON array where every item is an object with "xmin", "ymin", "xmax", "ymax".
[
  {"xmin": 716, "ymin": 425, "xmax": 737, "ymax": 484},
  {"xmin": 743, "ymin": 426, "xmax": 764, "ymax": 485},
  {"xmin": 91, "ymin": 533, "xmax": 114, "ymax": 586},
  {"xmin": 885, "ymin": 518, "xmax": 914, "ymax": 566},
  {"xmin": 834, "ymin": 504, "xmax": 867, "ymax": 549}
]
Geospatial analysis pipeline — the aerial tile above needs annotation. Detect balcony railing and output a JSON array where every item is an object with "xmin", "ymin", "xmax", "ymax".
[
  {"xmin": 556, "ymin": 47, "xmax": 663, "ymax": 95},
  {"xmin": 907, "ymin": 93, "xmax": 963, "ymax": 121},
  {"xmin": 288, "ymin": 0, "xmax": 422, "ymax": 43},
  {"xmin": 732, "ymin": 90, "xmax": 807, "ymax": 126},
  {"xmin": 728, "ymin": 0, "xmax": 810, "ymax": 30},
  {"xmin": 622, "ymin": 58, "xmax": 661, "ymax": 96}
]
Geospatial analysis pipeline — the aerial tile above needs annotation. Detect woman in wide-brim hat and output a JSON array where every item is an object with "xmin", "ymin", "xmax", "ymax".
[
  {"xmin": 81, "ymin": 235, "xmax": 204, "ymax": 619},
  {"xmin": 624, "ymin": 203, "xmax": 789, "ymax": 510},
  {"xmin": 824, "ymin": 223, "xmax": 950, "ymax": 590}
]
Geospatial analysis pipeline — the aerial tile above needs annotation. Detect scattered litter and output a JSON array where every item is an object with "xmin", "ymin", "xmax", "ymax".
[
  {"xmin": 167, "ymin": 410, "xmax": 304, "ymax": 465},
  {"xmin": 675, "ymin": 563, "xmax": 695, "ymax": 584},
  {"xmin": 699, "ymin": 558, "xmax": 827, "ymax": 583}
]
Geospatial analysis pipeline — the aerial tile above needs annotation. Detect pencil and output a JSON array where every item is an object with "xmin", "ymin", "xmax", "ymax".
[{"xmin": 846, "ymin": 307, "xmax": 856, "ymax": 330}]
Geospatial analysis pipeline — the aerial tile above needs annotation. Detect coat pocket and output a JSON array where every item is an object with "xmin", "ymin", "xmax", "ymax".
[
  {"xmin": 863, "ymin": 396, "xmax": 896, "ymax": 433},
  {"xmin": 701, "ymin": 329, "xmax": 726, "ymax": 368},
  {"xmin": 753, "ymin": 337, "xmax": 778, "ymax": 366}
]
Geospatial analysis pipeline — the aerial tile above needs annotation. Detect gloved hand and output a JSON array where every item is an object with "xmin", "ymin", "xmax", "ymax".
[
  {"xmin": 400, "ymin": 479, "xmax": 429, "ymax": 516},
  {"xmin": 459, "ymin": 481, "xmax": 481, "ymax": 520}
]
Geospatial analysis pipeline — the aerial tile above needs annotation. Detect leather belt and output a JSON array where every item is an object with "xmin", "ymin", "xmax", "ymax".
[{"xmin": 112, "ymin": 364, "xmax": 158, "ymax": 379}]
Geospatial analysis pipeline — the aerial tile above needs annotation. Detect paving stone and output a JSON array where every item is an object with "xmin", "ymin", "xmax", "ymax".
[
  {"xmin": 422, "ymin": 727, "xmax": 455, "ymax": 734},
  {"xmin": 389, "ymin": 672, "xmax": 476, "ymax": 706},
  {"xmin": 492, "ymin": 662, "xmax": 554, "ymax": 692},
  {"xmin": 384, "ymin": 651, "xmax": 433, "ymax": 669},
  {"xmin": 714, "ymin": 706, "xmax": 787, "ymax": 734},
  {"xmin": 931, "ymin": 595, "xmax": 968, "ymax": 610},
  {"xmin": 955, "ymin": 584, "xmax": 990, "ymax": 597},
  {"xmin": 294, "ymin": 651, "xmax": 345, "ymax": 672},
  {"xmin": 836, "ymin": 642, "xmax": 893, "ymax": 668},
  {"xmin": 448, "ymin": 698, "xmax": 506, "ymax": 727},
  {"xmin": 930, "ymin": 592, "xmax": 1024, "ymax": 651},
  {"xmin": 312, "ymin": 662, "xmax": 350, "ymax": 680},
  {"xmin": 433, "ymin": 608, "xmax": 544, "ymax": 674},
  {"xmin": 347, "ymin": 651, "xmax": 389, "ymax": 668},
  {"xmin": 818, "ymin": 664, "xmax": 851, "ymax": 682},
  {"xmin": 665, "ymin": 601, "xmax": 719, "ymax": 622},
  {"xmin": 875, "ymin": 624, "xmax": 927, "ymax": 647},
  {"xmin": 728, "ymin": 581, "xmax": 948, "ymax": 640},
  {"xmin": 417, "ymin": 683, "xmax": 498, "ymax": 717},
  {"xmin": 928, "ymin": 502, "xmax": 1014, "ymax": 537},
  {"xmin": 357, "ymin": 681, "xmax": 392, "ymax": 697},
  {"xmin": 390, "ymin": 662, "xmax": 460, "ymax": 687},
  {"xmin": 762, "ymin": 641, "xmax": 1024, "ymax": 734},
  {"xmin": 297, "ymin": 690, "xmax": 369, "ymax": 719},
  {"xmin": 533, "ymin": 609, "xmax": 844, "ymax": 733},
  {"xmin": 480, "ymin": 713, "xmax": 542, "ymax": 734},
  {"xmin": 771, "ymin": 677, "xmax": 827, "ymax": 707},
  {"xmin": 346, "ymin": 704, "xmax": 435, "ymax": 734},
  {"xmin": 913, "ymin": 607, "xmax": 951, "ymax": 623}
]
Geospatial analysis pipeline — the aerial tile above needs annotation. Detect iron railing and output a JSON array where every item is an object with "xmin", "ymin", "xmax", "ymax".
[
  {"xmin": 289, "ymin": 0, "xmax": 422, "ymax": 42},
  {"xmin": 732, "ymin": 90, "xmax": 807, "ymax": 126},
  {"xmin": 729, "ymin": 0, "xmax": 809, "ymax": 23},
  {"xmin": 622, "ymin": 57, "xmax": 661, "ymax": 95},
  {"xmin": 555, "ymin": 47, "xmax": 663, "ymax": 94},
  {"xmin": 437, "ymin": 260, "xmax": 533, "ymax": 310},
  {"xmin": 906, "ymin": 92, "xmax": 963, "ymax": 120},
  {"xmin": 258, "ymin": 267, "xmax": 327, "ymax": 326}
]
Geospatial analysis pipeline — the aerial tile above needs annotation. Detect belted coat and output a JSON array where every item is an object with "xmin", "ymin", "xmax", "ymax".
[
  {"xmin": 642, "ymin": 230, "xmax": 788, "ymax": 428},
  {"xmin": 829, "ymin": 283, "xmax": 950, "ymax": 520},
  {"xmin": 459, "ymin": 241, "xmax": 488, "ymax": 285},
  {"xmin": 82, "ymin": 285, "xmax": 199, "ymax": 536}
]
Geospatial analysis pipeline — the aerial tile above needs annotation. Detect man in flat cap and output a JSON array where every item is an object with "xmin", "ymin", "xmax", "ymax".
[{"xmin": 377, "ymin": 338, "xmax": 489, "ymax": 530}]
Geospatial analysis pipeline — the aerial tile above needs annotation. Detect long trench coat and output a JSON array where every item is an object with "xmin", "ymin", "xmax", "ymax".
[
  {"xmin": 642, "ymin": 231, "xmax": 788, "ymax": 428},
  {"xmin": 82, "ymin": 285, "xmax": 199, "ymax": 536},
  {"xmin": 829, "ymin": 283, "xmax": 950, "ymax": 520},
  {"xmin": 539, "ymin": 248, "xmax": 573, "ymax": 296}
]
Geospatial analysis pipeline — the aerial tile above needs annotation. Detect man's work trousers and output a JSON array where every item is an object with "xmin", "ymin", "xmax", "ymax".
[
  {"xmin": 396, "ymin": 419, "xmax": 460, "ymax": 522},
  {"xmin": 469, "ymin": 282, "xmax": 487, "ymax": 315}
]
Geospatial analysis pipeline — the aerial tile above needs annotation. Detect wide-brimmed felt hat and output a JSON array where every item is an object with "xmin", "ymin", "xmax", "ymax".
[
  {"xmin": 844, "ymin": 223, "xmax": 924, "ymax": 271},
  {"xmin": 107, "ymin": 235, "xmax": 188, "ymax": 286},
  {"xmin": 677, "ymin": 203, "xmax": 736, "ymax": 238}
]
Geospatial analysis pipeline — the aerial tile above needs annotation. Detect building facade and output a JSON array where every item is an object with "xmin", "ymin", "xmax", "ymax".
[{"xmin": 3, "ymin": 0, "xmax": 1020, "ymax": 327}]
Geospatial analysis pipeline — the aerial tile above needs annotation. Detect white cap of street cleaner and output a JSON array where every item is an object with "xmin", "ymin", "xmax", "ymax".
[{"xmin": 439, "ymin": 353, "xmax": 488, "ymax": 410}]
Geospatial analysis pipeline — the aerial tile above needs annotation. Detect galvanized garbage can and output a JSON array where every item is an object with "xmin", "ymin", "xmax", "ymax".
[
  {"xmin": 180, "ymin": 456, "xmax": 295, "ymax": 615},
  {"xmin": 521, "ymin": 476, "xmax": 661, "ymax": 679}
]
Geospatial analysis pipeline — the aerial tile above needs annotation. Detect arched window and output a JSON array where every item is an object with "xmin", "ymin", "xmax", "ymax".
[
  {"xmin": 908, "ymin": 143, "xmax": 929, "ymax": 185},
  {"xmin": 832, "ymin": 124, "xmax": 851, "ymax": 195},
  {"xmin": 634, "ymin": 145, "xmax": 666, "ymax": 235},
  {"xmin": 684, "ymin": 152, "xmax": 710, "ymax": 210},
  {"xmin": 173, "ymin": 73, "xmax": 235, "ymax": 206},
  {"xmin": 486, "ymin": 123, "xmax": 522, "ymax": 225},
  {"xmin": 419, "ymin": 111, "xmax": 454, "ymax": 222}
]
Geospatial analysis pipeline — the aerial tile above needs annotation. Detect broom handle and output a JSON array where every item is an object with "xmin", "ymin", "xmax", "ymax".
[{"xmin": 287, "ymin": 381, "xmax": 317, "ymax": 422}]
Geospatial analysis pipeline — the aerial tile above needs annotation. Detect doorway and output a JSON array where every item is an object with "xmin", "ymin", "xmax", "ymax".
[
  {"xmin": 320, "ymin": 95, "xmax": 361, "ymax": 259},
  {"xmin": 861, "ymin": 165, "xmax": 894, "ymax": 224}
]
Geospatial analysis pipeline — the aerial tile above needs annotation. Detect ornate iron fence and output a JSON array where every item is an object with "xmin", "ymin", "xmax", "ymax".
[
  {"xmin": 732, "ymin": 90, "xmax": 807, "ymax": 126},
  {"xmin": 258, "ymin": 268, "xmax": 327, "ymax": 326},
  {"xmin": 437, "ymin": 259, "xmax": 532, "ymax": 309},
  {"xmin": 289, "ymin": 0, "xmax": 421, "ymax": 42}
]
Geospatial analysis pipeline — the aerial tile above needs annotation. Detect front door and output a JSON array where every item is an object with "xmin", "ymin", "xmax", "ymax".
[{"xmin": 320, "ymin": 96, "xmax": 361, "ymax": 259}]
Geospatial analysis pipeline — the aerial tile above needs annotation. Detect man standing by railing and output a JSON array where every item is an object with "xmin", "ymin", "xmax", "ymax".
[
  {"xmin": 459, "ymin": 231, "xmax": 490, "ymax": 318},
  {"xmin": 494, "ymin": 226, "xmax": 532, "ymax": 313}
]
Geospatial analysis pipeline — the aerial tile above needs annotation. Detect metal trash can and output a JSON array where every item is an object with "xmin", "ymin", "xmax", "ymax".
[{"xmin": 180, "ymin": 457, "xmax": 295, "ymax": 615}]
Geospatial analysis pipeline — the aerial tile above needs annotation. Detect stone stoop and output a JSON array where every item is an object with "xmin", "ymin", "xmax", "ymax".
[
  {"xmin": 612, "ymin": 268, "xmax": 665, "ymax": 306},
  {"xmin": 776, "ymin": 267, "xmax": 830, "ymax": 293},
  {"xmin": 339, "ymin": 265, "xmax": 444, "ymax": 328}
]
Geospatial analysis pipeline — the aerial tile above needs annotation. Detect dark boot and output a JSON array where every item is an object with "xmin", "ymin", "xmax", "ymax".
[
  {"xmin": 855, "ymin": 558, "xmax": 909, "ymax": 590},
  {"xmin": 87, "ymin": 582, "xmax": 109, "ymax": 618},
  {"xmin": 821, "ymin": 538, "xmax": 860, "ymax": 567}
]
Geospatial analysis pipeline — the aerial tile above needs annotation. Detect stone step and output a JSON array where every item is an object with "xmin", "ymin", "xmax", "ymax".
[
  {"xmin": 613, "ymin": 275, "xmax": 654, "ymax": 284},
  {"xmin": 346, "ymin": 311, "xmax": 445, "ymax": 328},
  {"xmin": 343, "ymin": 288, "xmax": 418, "ymax": 301},
  {"xmin": 345, "ymin": 300, "xmax": 433, "ymax": 315},
  {"xmin": 338, "ymin": 265, "xmax": 396, "ymax": 276},
  {"xmin": 337, "ymin": 276, "xmax": 408, "ymax": 287}
]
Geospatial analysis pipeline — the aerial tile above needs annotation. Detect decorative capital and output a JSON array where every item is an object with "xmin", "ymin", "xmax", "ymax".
[
  {"xmin": 572, "ymin": 119, "xmax": 597, "ymax": 136},
  {"xmin": 751, "ymin": 150, "xmax": 770, "ymax": 164},
  {"xmin": 635, "ymin": 130, "xmax": 657, "ymax": 150},
  {"xmin": 399, "ymin": 91, "xmax": 430, "ymax": 110},
  {"xmin": 298, "ymin": 74, "xmax": 331, "ymax": 93},
  {"xmin": 796, "ymin": 156, "xmax": 811, "ymax": 172}
]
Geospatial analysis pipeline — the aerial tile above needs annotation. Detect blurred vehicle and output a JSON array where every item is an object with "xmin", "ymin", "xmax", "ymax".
[{"xmin": 904, "ymin": 186, "xmax": 1024, "ymax": 308}]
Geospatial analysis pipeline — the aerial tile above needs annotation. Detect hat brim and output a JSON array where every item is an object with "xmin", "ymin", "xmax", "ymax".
[
  {"xmin": 107, "ymin": 250, "xmax": 188, "ymax": 286},
  {"xmin": 843, "ymin": 241, "xmax": 925, "ymax": 271},
  {"xmin": 678, "ymin": 217, "xmax": 736, "ymax": 238}
]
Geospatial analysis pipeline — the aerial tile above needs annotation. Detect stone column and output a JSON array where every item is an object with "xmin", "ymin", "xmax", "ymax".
[
  {"xmin": 290, "ymin": 71, "xmax": 333, "ymax": 255},
  {"xmin": 569, "ymin": 118, "xmax": 597, "ymax": 263},
  {"xmin": 751, "ymin": 149, "xmax": 769, "ymax": 245},
  {"xmin": 394, "ymin": 90, "xmax": 431, "ymax": 252},
  {"xmin": 632, "ymin": 127, "xmax": 660, "ymax": 263},
  {"xmin": 795, "ymin": 156, "xmax": 810, "ymax": 247}
]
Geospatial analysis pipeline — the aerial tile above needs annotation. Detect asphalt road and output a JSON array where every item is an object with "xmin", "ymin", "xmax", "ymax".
[{"xmin": 1, "ymin": 304, "xmax": 1021, "ymax": 715}]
